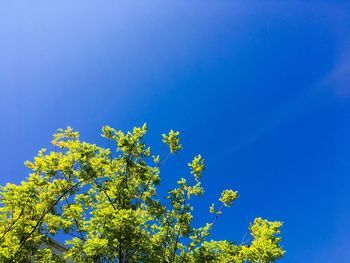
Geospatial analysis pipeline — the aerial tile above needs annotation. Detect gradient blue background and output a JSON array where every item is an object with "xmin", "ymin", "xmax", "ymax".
[{"xmin": 1, "ymin": 1, "xmax": 350, "ymax": 262}]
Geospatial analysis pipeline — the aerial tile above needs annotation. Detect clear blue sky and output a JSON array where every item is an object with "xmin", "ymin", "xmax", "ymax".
[{"xmin": 1, "ymin": 1, "xmax": 349, "ymax": 262}]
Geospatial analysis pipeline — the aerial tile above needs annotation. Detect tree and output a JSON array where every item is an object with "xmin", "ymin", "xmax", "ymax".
[{"xmin": 0, "ymin": 125, "xmax": 284, "ymax": 262}]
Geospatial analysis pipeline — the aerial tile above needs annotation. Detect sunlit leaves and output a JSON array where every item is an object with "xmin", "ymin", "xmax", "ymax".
[
  {"xmin": 162, "ymin": 130, "xmax": 183, "ymax": 154},
  {"xmin": 219, "ymin": 189, "xmax": 239, "ymax": 207},
  {"xmin": 0, "ymin": 125, "xmax": 284, "ymax": 262},
  {"xmin": 189, "ymin": 155, "xmax": 205, "ymax": 182},
  {"xmin": 239, "ymin": 218, "xmax": 284, "ymax": 263}
]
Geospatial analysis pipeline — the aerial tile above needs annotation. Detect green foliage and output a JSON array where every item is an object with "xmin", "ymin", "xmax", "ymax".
[
  {"xmin": 162, "ymin": 130, "xmax": 183, "ymax": 154},
  {"xmin": 0, "ymin": 125, "xmax": 284, "ymax": 262},
  {"xmin": 219, "ymin": 189, "xmax": 239, "ymax": 207},
  {"xmin": 188, "ymin": 155, "xmax": 205, "ymax": 182}
]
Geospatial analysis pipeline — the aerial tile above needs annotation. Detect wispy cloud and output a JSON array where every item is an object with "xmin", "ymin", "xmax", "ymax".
[
  {"xmin": 319, "ymin": 3, "xmax": 350, "ymax": 99},
  {"xmin": 322, "ymin": 41, "xmax": 350, "ymax": 99}
]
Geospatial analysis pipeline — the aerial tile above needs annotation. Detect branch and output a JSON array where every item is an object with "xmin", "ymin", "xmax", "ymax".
[
  {"xmin": 63, "ymin": 196, "xmax": 86, "ymax": 242},
  {"xmin": 138, "ymin": 152, "xmax": 169, "ymax": 202},
  {"xmin": 162, "ymin": 213, "xmax": 173, "ymax": 262},
  {"xmin": 0, "ymin": 208, "xmax": 24, "ymax": 241},
  {"xmin": 93, "ymin": 180, "xmax": 117, "ymax": 211},
  {"xmin": 65, "ymin": 230, "xmax": 85, "ymax": 241},
  {"xmin": 138, "ymin": 171, "xmax": 156, "ymax": 201},
  {"xmin": 172, "ymin": 199, "xmax": 187, "ymax": 263},
  {"xmin": 210, "ymin": 204, "xmax": 224, "ymax": 228},
  {"xmin": 16, "ymin": 180, "xmax": 84, "ymax": 252}
]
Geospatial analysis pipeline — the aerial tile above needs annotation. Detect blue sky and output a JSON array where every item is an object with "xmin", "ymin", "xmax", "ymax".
[{"xmin": 1, "ymin": 1, "xmax": 350, "ymax": 262}]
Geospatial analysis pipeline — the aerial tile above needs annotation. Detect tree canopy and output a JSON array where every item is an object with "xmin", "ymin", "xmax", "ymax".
[{"xmin": 0, "ymin": 125, "xmax": 284, "ymax": 262}]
